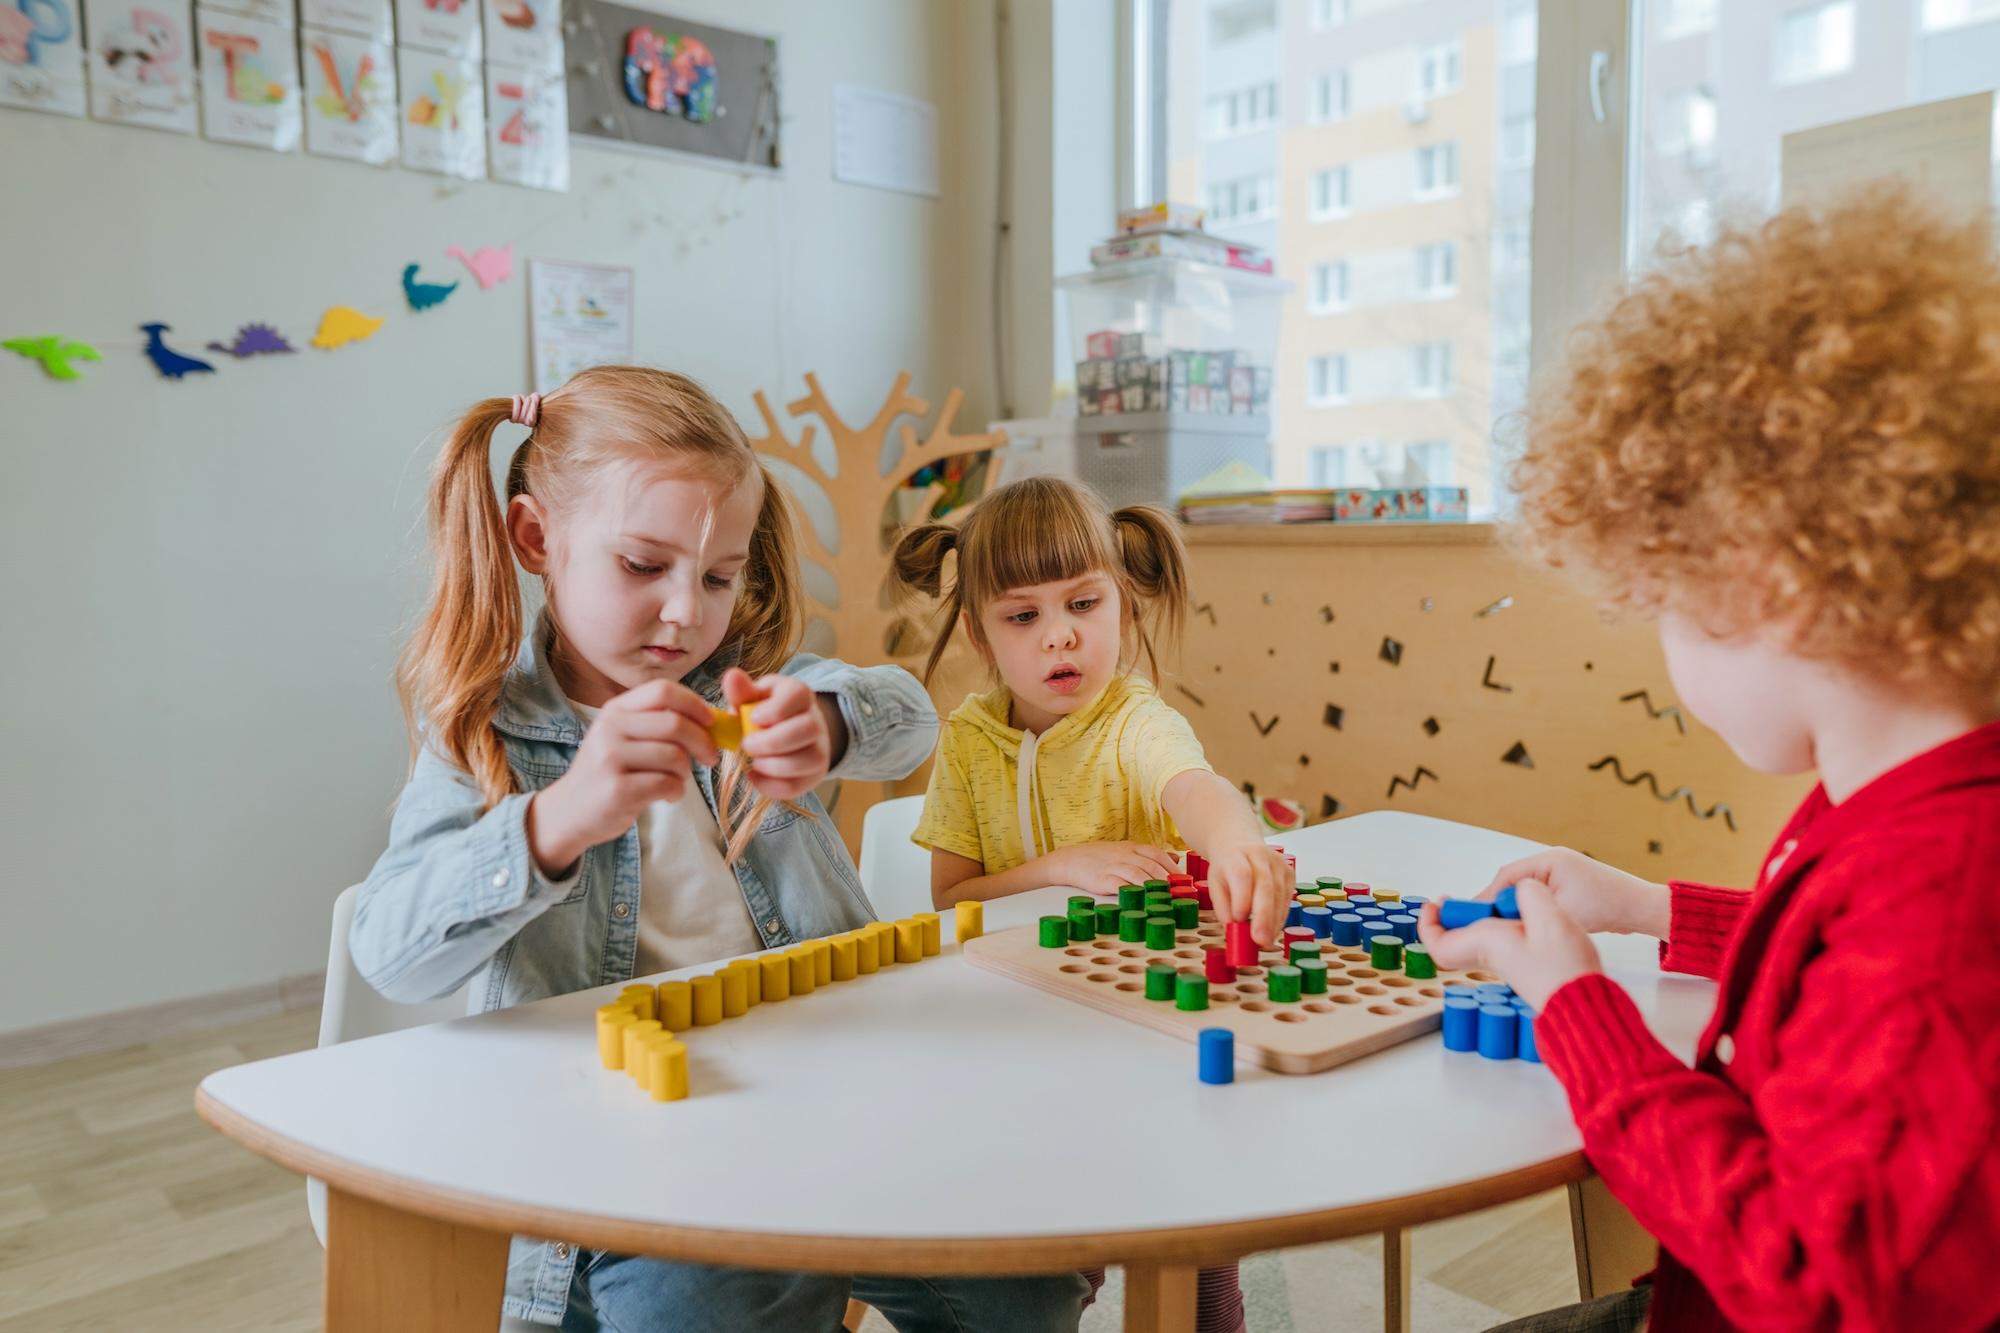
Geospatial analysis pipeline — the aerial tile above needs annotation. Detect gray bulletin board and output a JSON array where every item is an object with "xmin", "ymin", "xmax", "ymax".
[{"xmin": 564, "ymin": 2, "xmax": 781, "ymax": 173}]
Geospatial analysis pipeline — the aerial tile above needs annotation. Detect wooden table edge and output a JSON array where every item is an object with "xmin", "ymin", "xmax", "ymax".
[{"xmin": 197, "ymin": 1083, "xmax": 1592, "ymax": 1272}]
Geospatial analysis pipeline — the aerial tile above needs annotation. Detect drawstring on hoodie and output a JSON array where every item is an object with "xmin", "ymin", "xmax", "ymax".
[{"xmin": 1016, "ymin": 728, "xmax": 1047, "ymax": 860}]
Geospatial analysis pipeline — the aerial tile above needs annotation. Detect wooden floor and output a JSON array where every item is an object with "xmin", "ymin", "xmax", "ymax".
[{"xmin": 0, "ymin": 1009, "xmax": 1580, "ymax": 1331}]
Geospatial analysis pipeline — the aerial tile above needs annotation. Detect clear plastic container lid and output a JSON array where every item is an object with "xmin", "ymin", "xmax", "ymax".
[{"xmin": 1058, "ymin": 257, "xmax": 1290, "ymax": 369}]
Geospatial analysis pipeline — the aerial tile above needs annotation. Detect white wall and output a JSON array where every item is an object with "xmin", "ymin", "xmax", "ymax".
[{"xmin": 0, "ymin": 0, "xmax": 1004, "ymax": 1034}]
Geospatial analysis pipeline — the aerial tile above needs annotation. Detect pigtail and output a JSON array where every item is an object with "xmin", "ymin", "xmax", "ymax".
[
  {"xmin": 396, "ymin": 398, "xmax": 524, "ymax": 809},
  {"xmin": 1111, "ymin": 504, "xmax": 1190, "ymax": 681},
  {"xmin": 888, "ymin": 522, "xmax": 964, "ymax": 684}
]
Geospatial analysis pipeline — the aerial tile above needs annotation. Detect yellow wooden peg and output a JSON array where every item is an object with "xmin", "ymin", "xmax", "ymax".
[
  {"xmin": 760, "ymin": 953, "xmax": 791, "ymax": 1001},
  {"xmin": 691, "ymin": 975, "xmax": 723, "ymax": 1026},
  {"xmin": 709, "ymin": 706, "xmax": 744, "ymax": 751},
  {"xmin": 851, "ymin": 930, "xmax": 879, "ymax": 974},
  {"xmin": 622, "ymin": 1020, "xmax": 664, "ymax": 1078},
  {"xmin": 869, "ymin": 922, "xmax": 896, "ymax": 967},
  {"xmin": 894, "ymin": 919, "xmax": 924, "ymax": 964},
  {"xmin": 914, "ymin": 912, "xmax": 942, "ymax": 956},
  {"xmin": 787, "ymin": 948, "xmax": 817, "ymax": 996},
  {"xmin": 658, "ymin": 980, "xmax": 694, "ymax": 1032},
  {"xmin": 620, "ymin": 985, "xmax": 658, "ymax": 1022},
  {"xmin": 829, "ymin": 935, "xmax": 858, "ymax": 981},
  {"xmin": 597, "ymin": 1005, "xmax": 637, "ymax": 1070},
  {"xmin": 727, "ymin": 957, "xmax": 762, "ymax": 1005},
  {"xmin": 645, "ymin": 1039, "xmax": 690, "ymax": 1102},
  {"xmin": 806, "ymin": 939, "xmax": 833, "ymax": 986},
  {"xmin": 717, "ymin": 967, "xmax": 749, "ymax": 1018},
  {"xmin": 954, "ymin": 900, "xmax": 984, "ymax": 944}
]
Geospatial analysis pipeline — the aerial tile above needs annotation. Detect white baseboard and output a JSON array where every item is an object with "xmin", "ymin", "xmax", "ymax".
[{"xmin": 0, "ymin": 970, "xmax": 327, "ymax": 1070}]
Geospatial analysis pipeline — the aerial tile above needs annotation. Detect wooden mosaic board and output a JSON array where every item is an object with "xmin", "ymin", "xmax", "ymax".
[{"xmin": 962, "ymin": 910, "xmax": 1493, "ymax": 1074}]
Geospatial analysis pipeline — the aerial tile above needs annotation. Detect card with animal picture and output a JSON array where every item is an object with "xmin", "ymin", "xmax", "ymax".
[
  {"xmin": 1, "ymin": 0, "xmax": 89, "ymax": 117},
  {"xmin": 398, "ymin": 46, "xmax": 484, "ymax": 177},
  {"xmin": 84, "ymin": 0, "xmax": 198, "ymax": 132},
  {"xmin": 486, "ymin": 60, "xmax": 567, "ymax": 189},
  {"xmin": 395, "ymin": 0, "xmax": 479, "ymax": 60},
  {"xmin": 303, "ymin": 25, "xmax": 396, "ymax": 163},
  {"xmin": 196, "ymin": 6, "xmax": 301, "ymax": 149},
  {"xmin": 481, "ymin": 0, "xmax": 557, "ymax": 72},
  {"xmin": 299, "ymin": 0, "xmax": 390, "ymax": 42}
]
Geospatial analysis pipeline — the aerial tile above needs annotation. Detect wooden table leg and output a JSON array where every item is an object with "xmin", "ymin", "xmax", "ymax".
[
  {"xmin": 1382, "ymin": 1226, "xmax": 1412, "ymax": 1333},
  {"xmin": 325, "ymin": 1186, "xmax": 510, "ymax": 1333},
  {"xmin": 1567, "ymin": 1176, "xmax": 1655, "ymax": 1301},
  {"xmin": 1122, "ymin": 1261, "xmax": 1197, "ymax": 1333}
]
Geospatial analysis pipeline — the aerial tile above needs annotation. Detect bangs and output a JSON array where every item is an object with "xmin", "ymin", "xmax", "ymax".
[{"xmin": 957, "ymin": 479, "xmax": 1119, "ymax": 608}]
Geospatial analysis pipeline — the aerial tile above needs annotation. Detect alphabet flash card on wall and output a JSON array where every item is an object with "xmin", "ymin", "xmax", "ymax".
[
  {"xmin": 480, "ymin": 0, "xmax": 556, "ymax": 72},
  {"xmin": 300, "ymin": 0, "xmax": 389, "ymax": 43},
  {"xmin": 398, "ymin": 45, "xmax": 483, "ymax": 177},
  {"xmin": 1, "ymin": 0, "xmax": 89, "ymax": 117},
  {"xmin": 303, "ymin": 25, "xmax": 396, "ymax": 164},
  {"xmin": 395, "ymin": 0, "xmax": 479, "ymax": 61},
  {"xmin": 84, "ymin": 0, "xmax": 197, "ymax": 133},
  {"xmin": 486, "ymin": 60, "xmax": 566, "ymax": 189},
  {"xmin": 196, "ymin": 5, "xmax": 302, "ymax": 150}
]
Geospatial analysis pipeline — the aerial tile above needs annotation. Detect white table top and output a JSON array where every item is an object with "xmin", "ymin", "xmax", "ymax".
[{"xmin": 199, "ymin": 812, "xmax": 1718, "ymax": 1270}]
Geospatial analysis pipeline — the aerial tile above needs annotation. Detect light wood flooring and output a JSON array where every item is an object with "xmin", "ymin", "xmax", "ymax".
[{"xmin": 1, "ymin": 1009, "xmax": 1581, "ymax": 1331}]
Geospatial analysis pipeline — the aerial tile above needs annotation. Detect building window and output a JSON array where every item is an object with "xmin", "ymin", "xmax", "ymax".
[
  {"xmin": 1309, "ymin": 354, "xmax": 1349, "ymax": 405},
  {"xmin": 1309, "ymin": 0, "xmax": 1349, "ymax": 30},
  {"xmin": 1310, "ymin": 260, "xmax": 1350, "ymax": 312},
  {"xmin": 1405, "ymin": 440, "xmax": 1453, "ymax": 483},
  {"xmin": 1411, "ymin": 343, "xmax": 1453, "ymax": 397},
  {"xmin": 1209, "ymin": 0, "xmax": 1277, "ymax": 45},
  {"xmin": 1924, "ymin": 0, "xmax": 2000, "ymax": 28},
  {"xmin": 1309, "ymin": 445, "xmax": 1349, "ymax": 486},
  {"xmin": 1416, "ymin": 40, "xmax": 1462, "ymax": 99},
  {"xmin": 1311, "ymin": 166, "xmax": 1352, "ymax": 220},
  {"xmin": 1502, "ymin": 5, "xmax": 1538, "ymax": 63},
  {"xmin": 1414, "ymin": 243, "xmax": 1457, "ymax": 298},
  {"xmin": 1415, "ymin": 143, "xmax": 1459, "ymax": 199},
  {"xmin": 1659, "ymin": 0, "xmax": 1719, "ymax": 38},
  {"xmin": 1310, "ymin": 69, "xmax": 1350, "ymax": 124},
  {"xmin": 1207, "ymin": 174, "xmax": 1277, "ymax": 224},
  {"xmin": 1205, "ymin": 82, "xmax": 1277, "ymax": 140},
  {"xmin": 1774, "ymin": 1, "xmax": 1855, "ymax": 86},
  {"xmin": 1502, "ymin": 113, "xmax": 1536, "ymax": 167}
]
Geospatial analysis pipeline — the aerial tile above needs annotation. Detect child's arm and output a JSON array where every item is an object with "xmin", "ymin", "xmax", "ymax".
[
  {"xmin": 1159, "ymin": 769, "xmax": 1289, "ymax": 945},
  {"xmin": 1475, "ymin": 847, "xmax": 1744, "ymax": 979},
  {"xmin": 929, "ymin": 842, "xmax": 1182, "ymax": 909},
  {"xmin": 778, "ymin": 653, "xmax": 939, "ymax": 783}
]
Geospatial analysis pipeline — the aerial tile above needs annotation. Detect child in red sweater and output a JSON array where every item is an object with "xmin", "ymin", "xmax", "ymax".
[{"xmin": 1420, "ymin": 184, "xmax": 2000, "ymax": 1332}]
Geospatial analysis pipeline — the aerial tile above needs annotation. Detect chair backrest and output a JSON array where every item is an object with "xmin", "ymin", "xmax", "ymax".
[{"xmin": 857, "ymin": 795, "xmax": 933, "ymax": 921}]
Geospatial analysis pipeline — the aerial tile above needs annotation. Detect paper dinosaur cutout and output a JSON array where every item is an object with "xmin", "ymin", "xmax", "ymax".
[{"xmin": 3, "ymin": 335, "xmax": 102, "ymax": 381}]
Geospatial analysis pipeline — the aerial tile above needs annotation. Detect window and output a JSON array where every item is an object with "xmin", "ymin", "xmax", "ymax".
[
  {"xmin": 1657, "ymin": 88, "xmax": 1718, "ymax": 164},
  {"xmin": 1310, "ymin": 260, "xmax": 1350, "ymax": 312},
  {"xmin": 1310, "ymin": 70, "xmax": 1350, "ymax": 124},
  {"xmin": 1502, "ymin": 113, "xmax": 1536, "ymax": 166},
  {"xmin": 1416, "ymin": 41, "xmax": 1462, "ymax": 99},
  {"xmin": 1209, "ymin": 0, "xmax": 1277, "ymax": 44},
  {"xmin": 1406, "ymin": 440, "xmax": 1453, "ymax": 483},
  {"xmin": 1414, "ymin": 243, "xmax": 1457, "ymax": 298},
  {"xmin": 1411, "ymin": 342, "xmax": 1453, "ymax": 396},
  {"xmin": 1205, "ymin": 82, "xmax": 1277, "ymax": 139},
  {"xmin": 1309, "ymin": 0, "xmax": 1349, "ymax": 29},
  {"xmin": 1502, "ymin": 4, "xmax": 1538, "ymax": 63},
  {"xmin": 1207, "ymin": 174, "xmax": 1277, "ymax": 223},
  {"xmin": 1660, "ymin": 0, "xmax": 1719, "ymax": 38},
  {"xmin": 1311, "ymin": 166, "xmax": 1352, "ymax": 219},
  {"xmin": 1924, "ymin": 0, "xmax": 2000, "ymax": 27},
  {"xmin": 1309, "ymin": 445, "xmax": 1349, "ymax": 487},
  {"xmin": 1309, "ymin": 354, "xmax": 1349, "ymax": 404},
  {"xmin": 1415, "ymin": 143, "xmax": 1459, "ymax": 198},
  {"xmin": 1774, "ymin": 2, "xmax": 1855, "ymax": 85}
]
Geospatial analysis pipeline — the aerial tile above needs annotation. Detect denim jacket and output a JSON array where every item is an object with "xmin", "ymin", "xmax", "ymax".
[{"xmin": 350, "ymin": 617, "xmax": 939, "ymax": 1324}]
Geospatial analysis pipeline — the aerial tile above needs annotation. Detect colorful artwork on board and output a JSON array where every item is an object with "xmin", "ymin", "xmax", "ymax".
[
  {"xmin": 398, "ymin": 45, "xmax": 483, "ymax": 177},
  {"xmin": 620, "ymin": 26, "xmax": 714, "ymax": 121},
  {"xmin": 302, "ymin": 26, "xmax": 396, "ymax": 162},
  {"xmin": 0, "ymin": 0, "xmax": 88, "ymax": 116},
  {"xmin": 485, "ymin": 60, "xmax": 566, "ymax": 189},
  {"xmin": 196, "ymin": 7, "xmax": 302, "ymax": 149},
  {"xmin": 83, "ymin": 0, "xmax": 197, "ymax": 132}
]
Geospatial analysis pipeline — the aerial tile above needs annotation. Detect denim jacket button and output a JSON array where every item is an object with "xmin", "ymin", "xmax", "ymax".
[
  {"xmin": 765, "ymin": 917, "xmax": 780, "ymax": 934},
  {"xmin": 492, "ymin": 868, "xmax": 510, "ymax": 889},
  {"xmin": 1715, "ymin": 1033, "xmax": 1736, "ymax": 1065},
  {"xmin": 613, "ymin": 902, "xmax": 631, "ymax": 920},
  {"xmin": 553, "ymin": 1242, "xmax": 570, "ymax": 1259}
]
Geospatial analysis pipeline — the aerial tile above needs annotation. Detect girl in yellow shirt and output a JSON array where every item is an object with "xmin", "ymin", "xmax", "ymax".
[{"xmin": 892, "ymin": 475, "xmax": 1288, "ymax": 947}]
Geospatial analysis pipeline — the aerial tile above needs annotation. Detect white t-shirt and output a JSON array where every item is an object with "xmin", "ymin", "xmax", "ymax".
[{"xmin": 569, "ymin": 699, "xmax": 764, "ymax": 974}]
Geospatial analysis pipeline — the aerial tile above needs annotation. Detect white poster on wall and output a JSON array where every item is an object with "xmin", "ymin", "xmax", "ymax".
[
  {"xmin": 84, "ymin": 0, "xmax": 199, "ymax": 133},
  {"xmin": 398, "ymin": 46, "xmax": 484, "ymax": 177},
  {"xmin": 486, "ymin": 61, "xmax": 567, "ymax": 190},
  {"xmin": 480, "ymin": 0, "xmax": 557, "ymax": 71},
  {"xmin": 395, "ymin": 0, "xmax": 479, "ymax": 59},
  {"xmin": 1, "ymin": 0, "xmax": 90, "ymax": 117},
  {"xmin": 529, "ymin": 258, "xmax": 635, "ymax": 393},
  {"xmin": 302, "ymin": 26, "xmax": 396, "ymax": 163},
  {"xmin": 300, "ymin": 0, "xmax": 390, "ymax": 42},
  {"xmin": 196, "ymin": 6, "xmax": 301, "ymax": 149}
]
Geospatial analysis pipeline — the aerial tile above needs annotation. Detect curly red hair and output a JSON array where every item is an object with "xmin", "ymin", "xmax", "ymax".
[{"xmin": 1512, "ymin": 184, "xmax": 2000, "ymax": 708}]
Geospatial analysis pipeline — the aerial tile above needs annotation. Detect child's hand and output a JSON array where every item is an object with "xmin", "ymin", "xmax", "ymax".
[
  {"xmin": 1046, "ymin": 842, "xmax": 1181, "ymax": 894},
  {"xmin": 1416, "ymin": 878, "xmax": 1603, "ymax": 1012},
  {"xmin": 1202, "ymin": 840, "xmax": 1289, "ymax": 948},
  {"xmin": 726, "ymin": 668, "xmax": 833, "ymax": 801},
  {"xmin": 530, "ymin": 679, "xmax": 719, "ymax": 874},
  {"xmin": 1476, "ymin": 848, "xmax": 1670, "ymax": 938}
]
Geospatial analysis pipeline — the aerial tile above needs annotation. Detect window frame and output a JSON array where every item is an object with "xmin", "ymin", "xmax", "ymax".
[
  {"xmin": 1414, "ymin": 141, "xmax": 1461, "ymax": 199},
  {"xmin": 1309, "ymin": 259, "xmax": 1352, "ymax": 313},
  {"xmin": 1308, "ymin": 353, "xmax": 1351, "ymax": 405},
  {"xmin": 1310, "ymin": 164, "xmax": 1353, "ymax": 221}
]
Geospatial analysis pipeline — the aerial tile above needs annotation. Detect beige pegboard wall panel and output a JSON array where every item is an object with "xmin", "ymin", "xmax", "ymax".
[{"xmin": 1165, "ymin": 528, "xmax": 1811, "ymax": 889}]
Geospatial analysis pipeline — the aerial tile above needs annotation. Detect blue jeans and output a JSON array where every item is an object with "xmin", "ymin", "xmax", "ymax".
[{"xmin": 560, "ymin": 1251, "xmax": 1091, "ymax": 1333}]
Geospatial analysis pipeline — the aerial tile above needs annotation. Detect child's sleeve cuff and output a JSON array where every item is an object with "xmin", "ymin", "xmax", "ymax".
[{"xmin": 1658, "ymin": 881, "xmax": 1750, "ymax": 978}]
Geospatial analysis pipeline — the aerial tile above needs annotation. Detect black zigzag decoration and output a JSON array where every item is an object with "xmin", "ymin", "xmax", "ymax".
[
  {"xmin": 1386, "ymin": 765, "xmax": 1439, "ymax": 799},
  {"xmin": 1618, "ymin": 689, "xmax": 1688, "ymax": 735},
  {"xmin": 1588, "ymin": 756, "xmax": 1736, "ymax": 830}
]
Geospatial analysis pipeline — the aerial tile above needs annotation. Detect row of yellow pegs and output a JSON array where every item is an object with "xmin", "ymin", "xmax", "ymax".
[{"xmin": 594, "ymin": 907, "xmax": 970, "ymax": 1102}]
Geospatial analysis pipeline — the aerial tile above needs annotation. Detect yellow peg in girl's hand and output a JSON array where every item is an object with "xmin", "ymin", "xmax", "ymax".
[{"xmin": 708, "ymin": 703, "xmax": 760, "ymax": 751}]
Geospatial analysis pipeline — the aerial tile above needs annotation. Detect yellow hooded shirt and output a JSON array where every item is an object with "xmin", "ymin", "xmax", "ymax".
[{"xmin": 911, "ymin": 673, "xmax": 1213, "ymax": 873}]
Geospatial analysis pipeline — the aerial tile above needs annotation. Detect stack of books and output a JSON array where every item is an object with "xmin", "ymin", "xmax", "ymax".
[{"xmin": 1090, "ymin": 202, "xmax": 1275, "ymax": 275}]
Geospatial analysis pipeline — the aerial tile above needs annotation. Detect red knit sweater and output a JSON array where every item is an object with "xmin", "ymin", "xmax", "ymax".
[{"xmin": 1535, "ymin": 721, "xmax": 2000, "ymax": 1332}]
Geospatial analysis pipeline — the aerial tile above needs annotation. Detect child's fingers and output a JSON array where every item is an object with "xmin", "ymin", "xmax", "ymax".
[
  {"xmin": 742, "ymin": 749, "xmax": 828, "ymax": 782},
  {"xmin": 1415, "ymin": 914, "xmax": 1514, "ymax": 973},
  {"xmin": 719, "ymin": 666, "xmax": 762, "ymax": 708},
  {"xmin": 616, "ymin": 677, "xmax": 716, "ymax": 724},
  {"xmin": 746, "ymin": 673, "xmax": 814, "ymax": 725},
  {"xmin": 615, "ymin": 709, "xmax": 719, "ymax": 767},
  {"xmin": 609, "ymin": 740, "xmax": 694, "ymax": 777},
  {"xmin": 622, "ymin": 771, "xmax": 687, "ymax": 805},
  {"xmin": 1478, "ymin": 852, "xmax": 1564, "ymax": 900},
  {"xmin": 740, "ymin": 712, "xmax": 826, "ymax": 760}
]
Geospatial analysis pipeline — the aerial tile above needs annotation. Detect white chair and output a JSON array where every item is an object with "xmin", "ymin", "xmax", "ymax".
[
  {"xmin": 309, "ymin": 885, "xmax": 541, "ymax": 1333},
  {"xmin": 856, "ymin": 794, "xmax": 932, "ymax": 920}
]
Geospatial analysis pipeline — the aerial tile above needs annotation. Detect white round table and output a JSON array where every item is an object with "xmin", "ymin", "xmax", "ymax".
[{"xmin": 198, "ymin": 811, "xmax": 1717, "ymax": 1331}]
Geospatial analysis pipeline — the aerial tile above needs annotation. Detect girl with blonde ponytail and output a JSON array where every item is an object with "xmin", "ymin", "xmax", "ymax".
[{"xmin": 353, "ymin": 368, "xmax": 1087, "ymax": 1331}]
